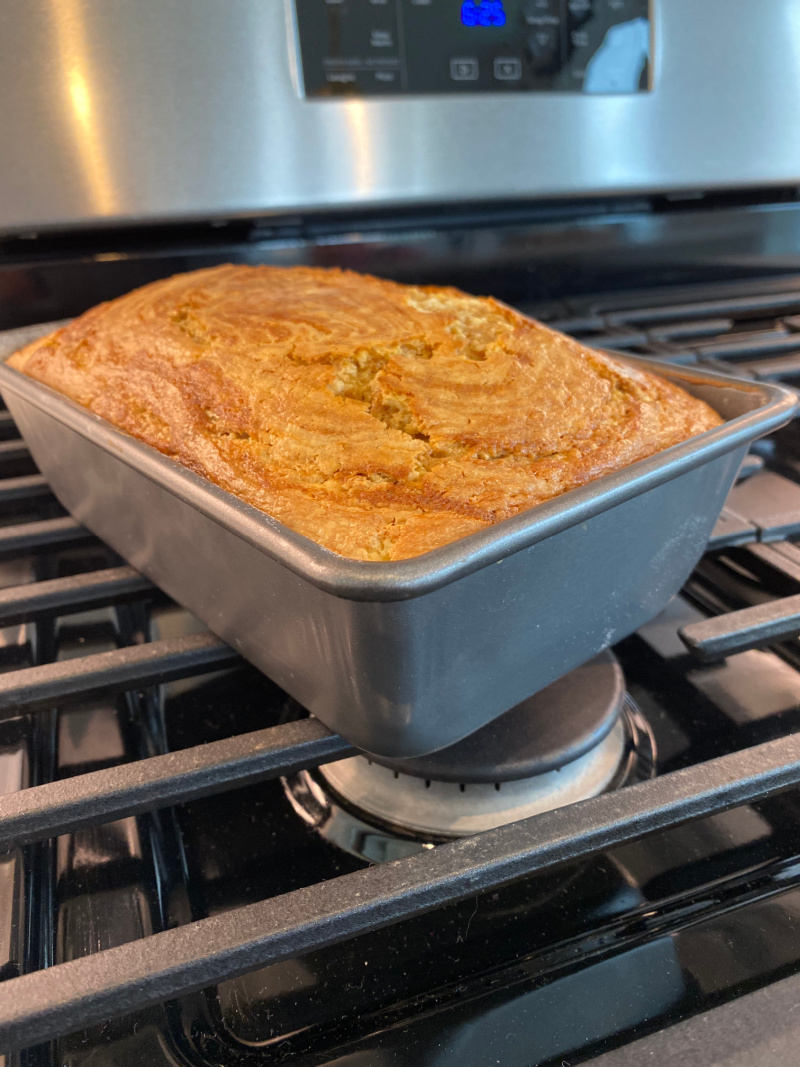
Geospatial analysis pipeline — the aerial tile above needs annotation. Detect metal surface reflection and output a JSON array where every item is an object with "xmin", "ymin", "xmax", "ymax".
[{"xmin": 49, "ymin": 0, "xmax": 117, "ymax": 215}]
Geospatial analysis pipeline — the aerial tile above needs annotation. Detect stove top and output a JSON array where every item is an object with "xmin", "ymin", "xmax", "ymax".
[{"xmin": 4, "ymin": 225, "xmax": 800, "ymax": 1064}]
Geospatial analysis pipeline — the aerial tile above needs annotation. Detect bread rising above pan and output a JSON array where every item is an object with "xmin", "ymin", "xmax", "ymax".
[{"xmin": 8, "ymin": 264, "xmax": 722, "ymax": 560}]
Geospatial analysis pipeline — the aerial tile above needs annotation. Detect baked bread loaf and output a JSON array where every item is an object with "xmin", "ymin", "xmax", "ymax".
[{"xmin": 8, "ymin": 264, "xmax": 722, "ymax": 561}]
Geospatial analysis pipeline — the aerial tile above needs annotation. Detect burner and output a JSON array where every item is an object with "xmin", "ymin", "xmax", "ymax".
[{"xmin": 283, "ymin": 653, "xmax": 656, "ymax": 863}]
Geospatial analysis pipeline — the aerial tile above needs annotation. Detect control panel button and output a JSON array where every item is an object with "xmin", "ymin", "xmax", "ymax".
[
  {"xmin": 370, "ymin": 28, "xmax": 394, "ymax": 47},
  {"xmin": 450, "ymin": 57, "xmax": 479, "ymax": 81},
  {"xmin": 528, "ymin": 26, "xmax": 560, "ymax": 60},
  {"xmin": 494, "ymin": 57, "xmax": 522, "ymax": 81},
  {"xmin": 568, "ymin": 0, "xmax": 593, "ymax": 15},
  {"xmin": 523, "ymin": 0, "xmax": 559, "ymax": 17},
  {"xmin": 522, "ymin": 0, "xmax": 560, "ymax": 25}
]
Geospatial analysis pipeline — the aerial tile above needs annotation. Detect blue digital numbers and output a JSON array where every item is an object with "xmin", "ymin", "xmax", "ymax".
[{"xmin": 460, "ymin": 1, "xmax": 507, "ymax": 28}]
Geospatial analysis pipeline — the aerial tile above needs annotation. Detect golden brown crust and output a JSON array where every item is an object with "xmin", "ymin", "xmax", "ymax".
[{"xmin": 8, "ymin": 264, "xmax": 723, "ymax": 560}]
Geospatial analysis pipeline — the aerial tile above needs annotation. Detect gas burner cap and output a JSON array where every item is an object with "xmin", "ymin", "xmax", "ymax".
[
  {"xmin": 283, "ymin": 695, "xmax": 656, "ymax": 863},
  {"xmin": 370, "ymin": 649, "xmax": 625, "ymax": 783}
]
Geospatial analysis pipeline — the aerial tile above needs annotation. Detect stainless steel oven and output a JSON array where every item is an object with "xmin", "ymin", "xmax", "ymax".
[
  {"xmin": 3, "ymin": 3, "xmax": 800, "ymax": 1065},
  {"xmin": 2, "ymin": 1, "xmax": 800, "ymax": 231}
]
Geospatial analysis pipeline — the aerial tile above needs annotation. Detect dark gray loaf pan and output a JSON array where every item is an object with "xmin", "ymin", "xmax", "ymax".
[{"xmin": 0, "ymin": 322, "xmax": 795, "ymax": 758}]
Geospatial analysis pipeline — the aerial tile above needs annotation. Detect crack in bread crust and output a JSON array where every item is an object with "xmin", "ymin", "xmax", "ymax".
[{"xmin": 8, "ymin": 265, "xmax": 723, "ymax": 561}]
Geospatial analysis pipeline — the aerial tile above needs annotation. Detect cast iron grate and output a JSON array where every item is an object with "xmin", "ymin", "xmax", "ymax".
[{"xmin": 4, "ymin": 278, "xmax": 800, "ymax": 1053}]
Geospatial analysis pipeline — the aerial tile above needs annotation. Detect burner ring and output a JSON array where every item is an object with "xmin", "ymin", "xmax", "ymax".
[
  {"xmin": 283, "ymin": 696, "xmax": 656, "ymax": 864},
  {"xmin": 320, "ymin": 716, "xmax": 627, "ymax": 839}
]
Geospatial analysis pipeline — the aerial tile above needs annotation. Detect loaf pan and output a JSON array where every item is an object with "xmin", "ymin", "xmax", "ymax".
[{"xmin": 0, "ymin": 322, "xmax": 795, "ymax": 758}]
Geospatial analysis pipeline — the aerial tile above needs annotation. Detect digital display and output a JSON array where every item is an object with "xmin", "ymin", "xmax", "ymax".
[{"xmin": 460, "ymin": 1, "xmax": 507, "ymax": 28}]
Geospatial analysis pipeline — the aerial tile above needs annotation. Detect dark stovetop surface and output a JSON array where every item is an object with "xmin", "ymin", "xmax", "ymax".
[{"xmin": 5, "ymin": 201, "xmax": 800, "ymax": 1065}]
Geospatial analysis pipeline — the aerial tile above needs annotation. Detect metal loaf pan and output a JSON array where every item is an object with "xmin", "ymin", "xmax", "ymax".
[{"xmin": 0, "ymin": 322, "xmax": 796, "ymax": 758}]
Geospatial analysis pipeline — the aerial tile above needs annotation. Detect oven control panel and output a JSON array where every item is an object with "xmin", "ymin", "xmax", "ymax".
[{"xmin": 293, "ymin": 0, "xmax": 651, "ymax": 97}]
